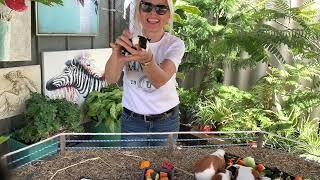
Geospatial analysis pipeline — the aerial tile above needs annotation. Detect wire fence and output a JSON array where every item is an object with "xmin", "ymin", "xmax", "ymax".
[{"xmin": 1, "ymin": 131, "xmax": 318, "ymax": 169}]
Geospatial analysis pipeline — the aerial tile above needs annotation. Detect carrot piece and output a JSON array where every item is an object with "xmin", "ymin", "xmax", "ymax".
[{"xmin": 140, "ymin": 160, "xmax": 151, "ymax": 169}]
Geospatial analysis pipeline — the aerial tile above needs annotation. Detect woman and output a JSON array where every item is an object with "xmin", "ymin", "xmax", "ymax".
[{"xmin": 104, "ymin": 0, "xmax": 185, "ymax": 147}]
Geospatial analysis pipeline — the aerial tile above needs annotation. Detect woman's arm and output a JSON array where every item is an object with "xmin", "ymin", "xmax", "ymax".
[
  {"xmin": 142, "ymin": 56, "xmax": 176, "ymax": 89},
  {"xmin": 104, "ymin": 30, "xmax": 133, "ymax": 84},
  {"xmin": 104, "ymin": 47, "xmax": 125, "ymax": 84}
]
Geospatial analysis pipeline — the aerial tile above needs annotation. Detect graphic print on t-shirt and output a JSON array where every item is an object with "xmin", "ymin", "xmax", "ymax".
[{"xmin": 126, "ymin": 61, "xmax": 156, "ymax": 92}]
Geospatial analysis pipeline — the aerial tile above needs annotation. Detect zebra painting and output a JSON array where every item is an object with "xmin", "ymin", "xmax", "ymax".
[{"xmin": 46, "ymin": 58, "xmax": 107, "ymax": 102}]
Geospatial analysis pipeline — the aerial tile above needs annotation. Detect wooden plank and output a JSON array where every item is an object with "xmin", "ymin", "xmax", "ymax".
[
  {"xmin": 93, "ymin": 0, "xmax": 110, "ymax": 48},
  {"xmin": 60, "ymin": 135, "xmax": 66, "ymax": 155},
  {"xmin": 67, "ymin": 36, "xmax": 93, "ymax": 50}
]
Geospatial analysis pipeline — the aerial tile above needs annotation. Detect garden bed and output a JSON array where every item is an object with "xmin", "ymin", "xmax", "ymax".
[{"xmin": 11, "ymin": 146, "xmax": 320, "ymax": 180}]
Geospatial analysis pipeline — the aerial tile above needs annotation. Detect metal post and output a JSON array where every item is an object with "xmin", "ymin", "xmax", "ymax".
[
  {"xmin": 168, "ymin": 134, "xmax": 176, "ymax": 149},
  {"xmin": 257, "ymin": 132, "xmax": 264, "ymax": 148},
  {"xmin": 60, "ymin": 134, "xmax": 66, "ymax": 155},
  {"xmin": 0, "ymin": 156, "xmax": 8, "ymax": 170},
  {"xmin": 109, "ymin": 0, "xmax": 115, "ymax": 43}
]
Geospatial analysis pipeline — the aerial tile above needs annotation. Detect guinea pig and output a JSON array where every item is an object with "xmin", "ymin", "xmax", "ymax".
[
  {"xmin": 132, "ymin": 35, "xmax": 150, "ymax": 50},
  {"xmin": 229, "ymin": 165, "xmax": 260, "ymax": 180},
  {"xmin": 193, "ymin": 149, "xmax": 226, "ymax": 180},
  {"xmin": 211, "ymin": 169, "xmax": 232, "ymax": 180},
  {"xmin": 122, "ymin": 35, "xmax": 151, "ymax": 55}
]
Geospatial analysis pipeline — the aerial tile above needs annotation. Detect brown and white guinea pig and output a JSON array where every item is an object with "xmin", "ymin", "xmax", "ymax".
[
  {"xmin": 211, "ymin": 169, "xmax": 232, "ymax": 180},
  {"xmin": 228, "ymin": 165, "xmax": 260, "ymax": 180},
  {"xmin": 193, "ymin": 149, "xmax": 226, "ymax": 180}
]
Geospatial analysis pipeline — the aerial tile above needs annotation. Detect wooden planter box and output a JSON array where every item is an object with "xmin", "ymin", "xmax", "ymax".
[{"xmin": 5, "ymin": 138, "xmax": 59, "ymax": 168}]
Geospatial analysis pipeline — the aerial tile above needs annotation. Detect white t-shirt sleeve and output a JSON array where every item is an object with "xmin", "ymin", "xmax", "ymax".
[{"xmin": 164, "ymin": 38, "xmax": 185, "ymax": 71}]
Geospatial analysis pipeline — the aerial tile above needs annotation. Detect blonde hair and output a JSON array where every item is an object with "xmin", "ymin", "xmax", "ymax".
[{"xmin": 133, "ymin": 0, "xmax": 174, "ymax": 35}]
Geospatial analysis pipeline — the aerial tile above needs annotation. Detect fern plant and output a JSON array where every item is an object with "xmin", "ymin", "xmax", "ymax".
[
  {"xmin": 209, "ymin": 0, "xmax": 320, "ymax": 67},
  {"xmin": 192, "ymin": 62, "xmax": 320, "ymax": 149},
  {"xmin": 175, "ymin": 0, "xmax": 320, "ymax": 158},
  {"xmin": 174, "ymin": 0, "xmax": 320, "ymax": 98},
  {"xmin": 297, "ymin": 116, "xmax": 320, "ymax": 162}
]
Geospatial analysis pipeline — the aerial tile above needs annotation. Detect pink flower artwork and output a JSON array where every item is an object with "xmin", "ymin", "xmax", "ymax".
[{"xmin": 4, "ymin": 0, "xmax": 28, "ymax": 12}]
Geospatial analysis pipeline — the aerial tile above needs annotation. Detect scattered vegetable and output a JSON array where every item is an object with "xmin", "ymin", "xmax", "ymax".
[{"xmin": 140, "ymin": 160, "xmax": 151, "ymax": 169}]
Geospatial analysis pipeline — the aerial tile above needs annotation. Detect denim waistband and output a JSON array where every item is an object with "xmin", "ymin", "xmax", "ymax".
[{"xmin": 123, "ymin": 106, "xmax": 178, "ymax": 121}]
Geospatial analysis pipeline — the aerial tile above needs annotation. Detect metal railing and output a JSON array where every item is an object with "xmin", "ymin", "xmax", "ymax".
[{"xmin": 1, "ymin": 131, "xmax": 318, "ymax": 168}]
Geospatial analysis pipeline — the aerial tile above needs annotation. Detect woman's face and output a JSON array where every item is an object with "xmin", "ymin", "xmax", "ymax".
[{"xmin": 138, "ymin": 0, "xmax": 171, "ymax": 34}]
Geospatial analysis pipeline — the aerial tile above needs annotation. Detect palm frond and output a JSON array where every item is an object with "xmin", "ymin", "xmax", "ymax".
[{"xmin": 270, "ymin": 0, "xmax": 290, "ymax": 13}]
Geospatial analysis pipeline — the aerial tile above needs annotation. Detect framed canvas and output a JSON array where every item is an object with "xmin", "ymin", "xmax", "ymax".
[
  {"xmin": 36, "ymin": 0, "xmax": 99, "ymax": 36},
  {"xmin": 0, "ymin": 2, "xmax": 31, "ymax": 61},
  {"xmin": 0, "ymin": 65, "xmax": 41, "ymax": 119},
  {"xmin": 42, "ymin": 48, "xmax": 112, "ymax": 105}
]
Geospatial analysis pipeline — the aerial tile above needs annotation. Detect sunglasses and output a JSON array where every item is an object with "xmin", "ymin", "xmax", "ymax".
[{"xmin": 140, "ymin": 1, "xmax": 170, "ymax": 15}]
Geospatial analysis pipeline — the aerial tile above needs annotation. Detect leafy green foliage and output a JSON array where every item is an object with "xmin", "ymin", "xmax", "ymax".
[
  {"xmin": 297, "ymin": 118, "xmax": 320, "ymax": 162},
  {"xmin": 174, "ymin": 0, "xmax": 320, "ymax": 101},
  {"xmin": 0, "ymin": 136, "xmax": 9, "ymax": 144},
  {"xmin": 193, "ymin": 83, "xmax": 258, "ymax": 130},
  {"xmin": 194, "ymin": 98, "xmax": 234, "ymax": 129},
  {"xmin": 209, "ymin": 0, "xmax": 320, "ymax": 67},
  {"xmin": 192, "ymin": 62, "xmax": 320, "ymax": 159},
  {"xmin": 178, "ymin": 88, "xmax": 198, "ymax": 110},
  {"xmin": 0, "ymin": 0, "xmax": 63, "ymax": 6},
  {"xmin": 173, "ymin": 0, "xmax": 320, "ymax": 161},
  {"xmin": 174, "ymin": 0, "xmax": 201, "ymax": 16},
  {"xmin": 52, "ymin": 99, "xmax": 83, "ymax": 133},
  {"xmin": 33, "ymin": 0, "xmax": 63, "ymax": 6},
  {"xmin": 14, "ymin": 93, "xmax": 83, "ymax": 144},
  {"xmin": 85, "ymin": 85, "xmax": 122, "ymax": 133},
  {"xmin": 178, "ymin": 87, "xmax": 198, "ymax": 123}
]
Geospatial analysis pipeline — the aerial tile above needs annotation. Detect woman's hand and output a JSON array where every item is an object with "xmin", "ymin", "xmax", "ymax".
[
  {"xmin": 112, "ymin": 30, "xmax": 153, "ymax": 65},
  {"xmin": 120, "ymin": 48, "xmax": 153, "ymax": 65},
  {"xmin": 105, "ymin": 30, "xmax": 133, "ymax": 83},
  {"xmin": 110, "ymin": 30, "xmax": 133, "ymax": 60}
]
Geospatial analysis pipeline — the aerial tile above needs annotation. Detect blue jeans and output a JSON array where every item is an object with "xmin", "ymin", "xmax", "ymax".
[{"xmin": 120, "ymin": 106, "xmax": 180, "ymax": 147}]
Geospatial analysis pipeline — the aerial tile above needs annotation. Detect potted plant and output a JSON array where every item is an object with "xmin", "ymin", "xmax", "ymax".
[
  {"xmin": 14, "ymin": 92, "xmax": 83, "ymax": 143},
  {"xmin": 85, "ymin": 85, "xmax": 122, "ymax": 146},
  {"xmin": 8, "ymin": 92, "xmax": 83, "ymax": 167}
]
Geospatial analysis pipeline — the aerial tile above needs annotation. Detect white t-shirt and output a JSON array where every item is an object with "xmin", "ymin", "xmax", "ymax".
[{"xmin": 122, "ymin": 32, "xmax": 185, "ymax": 115}]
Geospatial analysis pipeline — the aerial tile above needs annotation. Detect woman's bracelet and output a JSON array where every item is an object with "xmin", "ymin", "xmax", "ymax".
[
  {"xmin": 142, "ymin": 60, "xmax": 153, "ymax": 67},
  {"xmin": 141, "ymin": 55, "xmax": 153, "ymax": 67}
]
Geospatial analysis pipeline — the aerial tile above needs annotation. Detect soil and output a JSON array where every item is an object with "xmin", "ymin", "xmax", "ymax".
[{"xmin": 10, "ymin": 146, "xmax": 320, "ymax": 180}]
